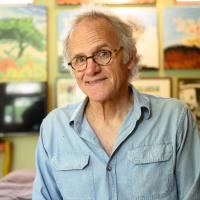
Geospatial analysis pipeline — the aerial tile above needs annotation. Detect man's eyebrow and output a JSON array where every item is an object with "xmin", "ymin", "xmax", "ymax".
[{"xmin": 71, "ymin": 43, "xmax": 110, "ymax": 58}]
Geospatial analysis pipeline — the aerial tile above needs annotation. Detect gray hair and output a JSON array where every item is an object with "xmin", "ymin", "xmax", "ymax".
[{"xmin": 62, "ymin": 4, "xmax": 141, "ymax": 79}]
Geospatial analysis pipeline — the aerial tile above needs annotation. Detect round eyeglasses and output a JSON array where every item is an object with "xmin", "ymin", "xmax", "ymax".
[{"xmin": 68, "ymin": 46, "xmax": 123, "ymax": 71}]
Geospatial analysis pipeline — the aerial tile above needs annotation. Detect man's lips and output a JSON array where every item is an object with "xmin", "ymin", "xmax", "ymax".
[{"xmin": 85, "ymin": 78, "xmax": 107, "ymax": 84}]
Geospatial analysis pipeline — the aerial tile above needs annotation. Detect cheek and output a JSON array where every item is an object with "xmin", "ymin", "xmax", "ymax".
[{"xmin": 74, "ymin": 72, "xmax": 83, "ymax": 82}]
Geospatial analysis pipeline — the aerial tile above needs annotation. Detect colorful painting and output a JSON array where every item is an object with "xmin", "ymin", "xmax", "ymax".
[
  {"xmin": 163, "ymin": 7, "xmax": 200, "ymax": 69},
  {"xmin": 0, "ymin": 0, "xmax": 34, "ymax": 4},
  {"xmin": 0, "ymin": 6, "xmax": 47, "ymax": 82},
  {"xmin": 56, "ymin": 0, "xmax": 156, "ymax": 5},
  {"xmin": 131, "ymin": 77, "xmax": 172, "ymax": 97},
  {"xmin": 175, "ymin": 0, "xmax": 200, "ymax": 4},
  {"xmin": 58, "ymin": 7, "xmax": 158, "ymax": 72},
  {"xmin": 56, "ymin": 78, "xmax": 85, "ymax": 107},
  {"xmin": 111, "ymin": 7, "xmax": 158, "ymax": 70},
  {"xmin": 57, "ymin": 10, "xmax": 76, "ymax": 73},
  {"xmin": 178, "ymin": 78, "xmax": 200, "ymax": 131}
]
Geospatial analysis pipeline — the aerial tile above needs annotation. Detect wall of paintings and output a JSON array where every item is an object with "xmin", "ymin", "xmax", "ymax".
[{"xmin": 0, "ymin": 0, "xmax": 199, "ymax": 170}]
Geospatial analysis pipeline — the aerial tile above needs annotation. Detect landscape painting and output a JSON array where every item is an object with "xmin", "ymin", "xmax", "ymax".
[
  {"xmin": 0, "ymin": 6, "xmax": 47, "ymax": 82},
  {"xmin": 111, "ymin": 7, "xmax": 158, "ymax": 70},
  {"xmin": 163, "ymin": 7, "xmax": 200, "ymax": 69},
  {"xmin": 58, "ymin": 7, "xmax": 158, "ymax": 72},
  {"xmin": 175, "ymin": 0, "xmax": 200, "ymax": 4},
  {"xmin": 178, "ymin": 78, "xmax": 200, "ymax": 131},
  {"xmin": 56, "ymin": 78, "xmax": 85, "ymax": 107},
  {"xmin": 57, "ymin": 10, "xmax": 77, "ymax": 73},
  {"xmin": 131, "ymin": 77, "xmax": 171, "ymax": 97},
  {"xmin": 56, "ymin": 0, "xmax": 156, "ymax": 5}
]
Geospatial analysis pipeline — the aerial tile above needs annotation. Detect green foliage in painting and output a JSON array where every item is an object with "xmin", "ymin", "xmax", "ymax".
[{"xmin": 0, "ymin": 18, "xmax": 45, "ymax": 58}]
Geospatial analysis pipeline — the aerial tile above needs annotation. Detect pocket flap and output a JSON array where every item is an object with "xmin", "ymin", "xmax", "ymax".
[
  {"xmin": 52, "ymin": 152, "xmax": 90, "ymax": 171},
  {"xmin": 127, "ymin": 144, "xmax": 172, "ymax": 164}
]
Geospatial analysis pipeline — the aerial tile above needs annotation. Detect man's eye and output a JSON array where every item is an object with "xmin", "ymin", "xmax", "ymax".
[
  {"xmin": 74, "ymin": 56, "xmax": 86, "ymax": 64},
  {"xmin": 96, "ymin": 50, "xmax": 111, "ymax": 58}
]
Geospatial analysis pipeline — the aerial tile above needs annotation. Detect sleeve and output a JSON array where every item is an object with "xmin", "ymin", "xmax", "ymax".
[
  {"xmin": 176, "ymin": 106, "xmax": 200, "ymax": 200},
  {"xmin": 32, "ymin": 120, "xmax": 62, "ymax": 200}
]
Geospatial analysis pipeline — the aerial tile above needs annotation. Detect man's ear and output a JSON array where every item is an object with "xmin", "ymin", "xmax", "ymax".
[{"xmin": 127, "ymin": 49, "xmax": 137, "ymax": 70}]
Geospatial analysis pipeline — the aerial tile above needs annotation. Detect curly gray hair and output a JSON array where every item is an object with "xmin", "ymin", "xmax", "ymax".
[{"xmin": 62, "ymin": 4, "xmax": 141, "ymax": 79}]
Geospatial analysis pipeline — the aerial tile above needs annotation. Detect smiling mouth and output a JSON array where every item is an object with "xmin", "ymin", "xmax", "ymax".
[{"xmin": 85, "ymin": 78, "xmax": 107, "ymax": 85}]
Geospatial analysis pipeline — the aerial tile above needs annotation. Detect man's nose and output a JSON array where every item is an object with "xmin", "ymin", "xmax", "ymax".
[{"xmin": 85, "ymin": 57, "xmax": 101, "ymax": 75}]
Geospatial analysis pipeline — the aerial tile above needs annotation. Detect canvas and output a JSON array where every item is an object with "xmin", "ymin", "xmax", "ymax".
[
  {"xmin": 57, "ymin": 10, "xmax": 76, "ymax": 73},
  {"xmin": 110, "ymin": 7, "xmax": 159, "ymax": 70},
  {"xmin": 56, "ymin": 0, "xmax": 156, "ymax": 5},
  {"xmin": 178, "ymin": 78, "xmax": 200, "ymax": 131},
  {"xmin": 164, "ymin": 7, "xmax": 200, "ymax": 69},
  {"xmin": 56, "ymin": 78, "xmax": 85, "ymax": 107},
  {"xmin": 0, "ymin": 6, "xmax": 47, "ymax": 82},
  {"xmin": 131, "ymin": 77, "xmax": 172, "ymax": 97}
]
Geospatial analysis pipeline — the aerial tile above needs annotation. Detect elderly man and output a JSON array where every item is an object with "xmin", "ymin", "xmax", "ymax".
[{"xmin": 33, "ymin": 4, "xmax": 200, "ymax": 200}]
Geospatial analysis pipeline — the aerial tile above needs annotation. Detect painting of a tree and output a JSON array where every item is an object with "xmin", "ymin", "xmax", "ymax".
[
  {"xmin": 0, "ymin": 18, "xmax": 44, "ymax": 58},
  {"xmin": 0, "ymin": 6, "xmax": 47, "ymax": 82}
]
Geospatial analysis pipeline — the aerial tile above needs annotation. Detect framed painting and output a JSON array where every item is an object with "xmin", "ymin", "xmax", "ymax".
[
  {"xmin": 56, "ymin": 0, "xmax": 156, "ymax": 5},
  {"xmin": 57, "ymin": 10, "xmax": 77, "ymax": 73},
  {"xmin": 56, "ymin": 78, "xmax": 85, "ymax": 107},
  {"xmin": 57, "ymin": 7, "xmax": 159, "ymax": 72},
  {"xmin": 175, "ymin": 0, "xmax": 200, "ymax": 4},
  {"xmin": 178, "ymin": 78, "xmax": 200, "ymax": 131},
  {"xmin": 163, "ymin": 7, "xmax": 200, "ymax": 69},
  {"xmin": 0, "ymin": 0, "xmax": 34, "ymax": 5},
  {"xmin": 0, "ymin": 0, "xmax": 34, "ymax": 4},
  {"xmin": 131, "ymin": 77, "xmax": 172, "ymax": 97},
  {"xmin": 0, "ymin": 5, "xmax": 47, "ymax": 82},
  {"xmin": 110, "ymin": 7, "xmax": 159, "ymax": 70}
]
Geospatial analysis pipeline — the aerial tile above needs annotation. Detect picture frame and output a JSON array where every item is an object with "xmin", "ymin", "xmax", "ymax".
[
  {"xmin": 56, "ymin": 78, "xmax": 85, "ymax": 108},
  {"xmin": 56, "ymin": 0, "xmax": 156, "ymax": 5},
  {"xmin": 131, "ymin": 77, "xmax": 172, "ymax": 97},
  {"xmin": 57, "ymin": 10, "xmax": 76, "ymax": 73},
  {"xmin": 110, "ymin": 7, "xmax": 159, "ymax": 70},
  {"xmin": 175, "ymin": 0, "xmax": 200, "ymax": 4},
  {"xmin": 163, "ymin": 7, "xmax": 200, "ymax": 69},
  {"xmin": 0, "ymin": 0, "xmax": 34, "ymax": 4},
  {"xmin": 177, "ymin": 78, "xmax": 200, "ymax": 131},
  {"xmin": 0, "ymin": 5, "xmax": 47, "ymax": 82}
]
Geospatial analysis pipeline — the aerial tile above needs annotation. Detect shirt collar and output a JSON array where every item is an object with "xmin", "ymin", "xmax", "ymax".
[
  {"xmin": 69, "ymin": 97, "xmax": 88, "ymax": 133},
  {"xmin": 69, "ymin": 84, "xmax": 151, "ymax": 132},
  {"xmin": 130, "ymin": 84, "xmax": 151, "ymax": 120}
]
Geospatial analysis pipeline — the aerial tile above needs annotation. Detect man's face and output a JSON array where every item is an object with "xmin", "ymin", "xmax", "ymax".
[{"xmin": 68, "ymin": 17, "xmax": 133, "ymax": 103}]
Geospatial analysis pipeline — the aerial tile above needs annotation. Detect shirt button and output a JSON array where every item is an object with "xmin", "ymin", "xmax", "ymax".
[{"xmin": 107, "ymin": 165, "xmax": 112, "ymax": 171}]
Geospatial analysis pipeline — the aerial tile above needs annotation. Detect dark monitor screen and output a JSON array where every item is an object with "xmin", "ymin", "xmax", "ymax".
[{"xmin": 0, "ymin": 82, "xmax": 47, "ymax": 134}]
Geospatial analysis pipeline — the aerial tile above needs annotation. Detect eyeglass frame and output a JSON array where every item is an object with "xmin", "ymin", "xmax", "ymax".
[{"xmin": 68, "ymin": 46, "xmax": 123, "ymax": 71}]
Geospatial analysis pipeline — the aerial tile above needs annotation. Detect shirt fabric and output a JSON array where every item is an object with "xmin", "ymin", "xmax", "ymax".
[{"xmin": 32, "ymin": 85, "xmax": 200, "ymax": 200}]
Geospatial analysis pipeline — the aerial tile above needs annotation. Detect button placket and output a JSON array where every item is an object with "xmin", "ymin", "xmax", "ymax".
[{"xmin": 106, "ymin": 165, "xmax": 112, "ymax": 171}]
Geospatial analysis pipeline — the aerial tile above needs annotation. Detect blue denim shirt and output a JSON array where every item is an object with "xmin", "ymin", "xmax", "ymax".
[{"xmin": 32, "ymin": 86, "xmax": 200, "ymax": 200}]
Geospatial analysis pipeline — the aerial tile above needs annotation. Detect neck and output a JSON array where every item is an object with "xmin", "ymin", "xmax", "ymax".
[{"xmin": 86, "ymin": 87, "xmax": 133, "ymax": 123}]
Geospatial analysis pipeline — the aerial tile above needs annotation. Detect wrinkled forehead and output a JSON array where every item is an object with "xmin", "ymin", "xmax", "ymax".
[
  {"xmin": 71, "ymin": 16, "xmax": 117, "ymax": 35},
  {"xmin": 68, "ymin": 17, "xmax": 120, "ymax": 55}
]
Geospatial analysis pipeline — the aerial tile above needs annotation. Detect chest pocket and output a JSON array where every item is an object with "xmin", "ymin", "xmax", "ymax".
[
  {"xmin": 52, "ymin": 152, "xmax": 93, "ymax": 200},
  {"xmin": 127, "ymin": 144, "xmax": 173, "ymax": 199}
]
